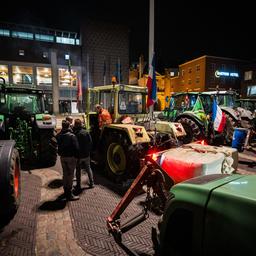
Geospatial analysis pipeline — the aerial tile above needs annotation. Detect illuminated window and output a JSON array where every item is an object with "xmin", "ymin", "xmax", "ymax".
[
  {"xmin": 59, "ymin": 68, "xmax": 77, "ymax": 87},
  {"xmin": 13, "ymin": 66, "xmax": 33, "ymax": 85},
  {"xmin": 36, "ymin": 67, "xmax": 52, "ymax": 86},
  {"xmin": 0, "ymin": 29, "xmax": 10, "ymax": 37},
  {"xmin": 247, "ymin": 86, "xmax": 256, "ymax": 96},
  {"xmin": 35, "ymin": 34, "xmax": 54, "ymax": 42},
  {"xmin": 56, "ymin": 37, "xmax": 75, "ymax": 45},
  {"xmin": 12, "ymin": 31, "xmax": 33, "ymax": 40},
  {"xmin": 244, "ymin": 71, "xmax": 253, "ymax": 81},
  {"xmin": 76, "ymin": 39, "xmax": 80, "ymax": 45},
  {"xmin": 0, "ymin": 65, "xmax": 9, "ymax": 83},
  {"xmin": 196, "ymin": 65, "xmax": 200, "ymax": 71},
  {"xmin": 19, "ymin": 50, "xmax": 25, "ymax": 56}
]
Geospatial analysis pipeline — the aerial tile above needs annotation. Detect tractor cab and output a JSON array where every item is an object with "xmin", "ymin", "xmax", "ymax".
[{"xmin": 85, "ymin": 84, "xmax": 148, "ymax": 130}]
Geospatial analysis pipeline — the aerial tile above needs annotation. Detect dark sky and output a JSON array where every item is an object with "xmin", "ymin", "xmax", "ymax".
[{"xmin": 1, "ymin": 0, "xmax": 255, "ymax": 72}]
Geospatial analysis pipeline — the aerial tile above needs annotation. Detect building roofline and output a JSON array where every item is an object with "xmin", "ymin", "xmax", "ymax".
[{"xmin": 179, "ymin": 55, "xmax": 249, "ymax": 67}]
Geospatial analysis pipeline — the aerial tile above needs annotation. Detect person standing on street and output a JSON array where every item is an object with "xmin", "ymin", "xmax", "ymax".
[
  {"xmin": 73, "ymin": 119, "xmax": 94, "ymax": 191},
  {"xmin": 65, "ymin": 115, "xmax": 74, "ymax": 129},
  {"xmin": 56, "ymin": 120, "xmax": 79, "ymax": 201}
]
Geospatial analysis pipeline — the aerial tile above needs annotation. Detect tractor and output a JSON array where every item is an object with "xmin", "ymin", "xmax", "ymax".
[
  {"xmin": 85, "ymin": 83, "xmax": 186, "ymax": 183},
  {"xmin": 107, "ymin": 142, "xmax": 238, "ymax": 255},
  {"xmin": 159, "ymin": 90, "xmax": 252, "ymax": 145},
  {"xmin": 0, "ymin": 140, "xmax": 21, "ymax": 229},
  {"xmin": 0, "ymin": 78, "xmax": 57, "ymax": 168}
]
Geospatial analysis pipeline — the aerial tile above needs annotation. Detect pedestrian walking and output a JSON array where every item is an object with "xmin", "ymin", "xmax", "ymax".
[
  {"xmin": 56, "ymin": 120, "xmax": 79, "ymax": 201},
  {"xmin": 73, "ymin": 118, "xmax": 94, "ymax": 192}
]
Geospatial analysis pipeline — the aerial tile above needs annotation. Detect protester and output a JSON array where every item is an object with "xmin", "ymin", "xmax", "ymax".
[
  {"xmin": 65, "ymin": 115, "xmax": 74, "ymax": 129},
  {"xmin": 95, "ymin": 104, "xmax": 112, "ymax": 128},
  {"xmin": 73, "ymin": 119, "xmax": 94, "ymax": 191},
  {"xmin": 56, "ymin": 120, "xmax": 79, "ymax": 201}
]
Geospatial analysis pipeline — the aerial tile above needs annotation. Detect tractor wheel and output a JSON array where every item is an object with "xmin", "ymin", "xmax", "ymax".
[
  {"xmin": 177, "ymin": 117, "xmax": 203, "ymax": 144},
  {"xmin": 223, "ymin": 113, "xmax": 237, "ymax": 145},
  {"xmin": 104, "ymin": 133, "xmax": 139, "ymax": 183},
  {"xmin": 38, "ymin": 129, "xmax": 57, "ymax": 168},
  {"xmin": 0, "ymin": 147, "xmax": 21, "ymax": 229}
]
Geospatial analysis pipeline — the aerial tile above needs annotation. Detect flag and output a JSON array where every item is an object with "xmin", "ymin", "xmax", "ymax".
[
  {"xmin": 192, "ymin": 96, "xmax": 204, "ymax": 112},
  {"xmin": 146, "ymin": 53, "xmax": 157, "ymax": 108},
  {"xmin": 76, "ymin": 77, "xmax": 82, "ymax": 111},
  {"xmin": 212, "ymin": 98, "xmax": 226, "ymax": 132},
  {"xmin": 68, "ymin": 58, "xmax": 72, "ymax": 75}
]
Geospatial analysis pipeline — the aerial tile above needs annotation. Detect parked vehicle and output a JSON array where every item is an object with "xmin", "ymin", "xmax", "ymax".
[{"xmin": 0, "ymin": 77, "xmax": 57, "ymax": 167}]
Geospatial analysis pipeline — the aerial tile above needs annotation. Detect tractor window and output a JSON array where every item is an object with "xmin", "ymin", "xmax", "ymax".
[
  {"xmin": 217, "ymin": 94, "xmax": 236, "ymax": 108},
  {"xmin": 99, "ymin": 91, "xmax": 114, "ymax": 113},
  {"xmin": 0, "ymin": 93, "xmax": 43, "ymax": 114},
  {"xmin": 118, "ymin": 91, "xmax": 144, "ymax": 114}
]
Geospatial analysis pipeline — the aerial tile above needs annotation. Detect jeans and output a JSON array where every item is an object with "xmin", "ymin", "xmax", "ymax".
[
  {"xmin": 60, "ymin": 156, "xmax": 77, "ymax": 194},
  {"xmin": 76, "ymin": 156, "xmax": 94, "ymax": 187}
]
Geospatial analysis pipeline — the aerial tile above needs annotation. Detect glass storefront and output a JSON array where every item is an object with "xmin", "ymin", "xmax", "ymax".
[
  {"xmin": 36, "ymin": 67, "xmax": 52, "ymax": 85},
  {"xmin": 13, "ymin": 66, "xmax": 33, "ymax": 85},
  {"xmin": 59, "ymin": 68, "xmax": 77, "ymax": 87},
  {"xmin": 0, "ymin": 65, "xmax": 9, "ymax": 83}
]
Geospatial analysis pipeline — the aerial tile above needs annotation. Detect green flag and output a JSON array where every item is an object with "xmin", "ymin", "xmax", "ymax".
[{"xmin": 192, "ymin": 96, "xmax": 204, "ymax": 112}]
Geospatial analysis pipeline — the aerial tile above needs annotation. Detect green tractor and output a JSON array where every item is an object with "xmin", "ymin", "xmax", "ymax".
[
  {"xmin": 0, "ymin": 78, "xmax": 57, "ymax": 168},
  {"xmin": 0, "ymin": 140, "xmax": 21, "ymax": 229},
  {"xmin": 85, "ymin": 84, "xmax": 185, "ymax": 183}
]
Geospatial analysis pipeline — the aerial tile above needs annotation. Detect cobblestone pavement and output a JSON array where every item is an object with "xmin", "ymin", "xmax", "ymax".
[{"xmin": 0, "ymin": 150, "xmax": 255, "ymax": 256}]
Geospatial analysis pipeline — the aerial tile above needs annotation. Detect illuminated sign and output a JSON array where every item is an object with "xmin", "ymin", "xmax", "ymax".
[{"xmin": 215, "ymin": 70, "xmax": 239, "ymax": 78}]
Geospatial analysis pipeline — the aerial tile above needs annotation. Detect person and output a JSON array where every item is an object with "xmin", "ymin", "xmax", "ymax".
[
  {"xmin": 65, "ymin": 115, "xmax": 74, "ymax": 129},
  {"xmin": 73, "ymin": 119, "xmax": 94, "ymax": 191},
  {"xmin": 95, "ymin": 104, "xmax": 112, "ymax": 128},
  {"xmin": 56, "ymin": 120, "xmax": 79, "ymax": 201}
]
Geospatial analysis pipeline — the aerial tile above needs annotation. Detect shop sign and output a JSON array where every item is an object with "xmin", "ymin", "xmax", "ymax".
[{"xmin": 215, "ymin": 70, "xmax": 239, "ymax": 78}]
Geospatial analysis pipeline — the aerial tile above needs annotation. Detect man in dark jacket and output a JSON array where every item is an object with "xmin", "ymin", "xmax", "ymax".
[
  {"xmin": 73, "ymin": 118, "xmax": 94, "ymax": 191},
  {"xmin": 56, "ymin": 120, "xmax": 79, "ymax": 200}
]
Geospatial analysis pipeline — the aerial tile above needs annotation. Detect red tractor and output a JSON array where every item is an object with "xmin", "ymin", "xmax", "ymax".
[{"xmin": 0, "ymin": 140, "xmax": 21, "ymax": 229}]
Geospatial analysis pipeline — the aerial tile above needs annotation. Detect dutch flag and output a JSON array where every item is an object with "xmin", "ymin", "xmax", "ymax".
[
  {"xmin": 212, "ymin": 98, "xmax": 226, "ymax": 133},
  {"xmin": 146, "ymin": 53, "xmax": 157, "ymax": 108}
]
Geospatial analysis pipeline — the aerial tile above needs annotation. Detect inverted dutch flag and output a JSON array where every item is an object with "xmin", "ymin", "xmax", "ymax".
[
  {"xmin": 212, "ymin": 98, "xmax": 226, "ymax": 132},
  {"xmin": 146, "ymin": 53, "xmax": 157, "ymax": 108}
]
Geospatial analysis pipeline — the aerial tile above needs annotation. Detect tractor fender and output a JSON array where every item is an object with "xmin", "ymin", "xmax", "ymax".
[
  {"xmin": 0, "ymin": 140, "xmax": 16, "ymax": 199},
  {"xmin": 220, "ymin": 107, "xmax": 240, "ymax": 121},
  {"xmin": 175, "ymin": 112, "xmax": 205, "ymax": 128},
  {"xmin": 236, "ymin": 107, "xmax": 253, "ymax": 120},
  {"xmin": 100, "ymin": 124, "xmax": 151, "ymax": 145}
]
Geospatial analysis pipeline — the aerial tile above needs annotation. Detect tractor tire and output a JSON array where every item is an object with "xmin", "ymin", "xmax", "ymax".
[
  {"xmin": 103, "ymin": 133, "xmax": 140, "ymax": 183},
  {"xmin": 38, "ymin": 129, "xmax": 57, "ymax": 168},
  {"xmin": 223, "ymin": 113, "xmax": 237, "ymax": 145},
  {"xmin": 0, "ymin": 144, "xmax": 21, "ymax": 229},
  {"xmin": 176, "ymin": 117, "xmax": 203, "ymax": 144}
]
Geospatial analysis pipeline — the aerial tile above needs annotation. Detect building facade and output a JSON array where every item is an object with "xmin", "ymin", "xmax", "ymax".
[
  {"xmin": 170, "ymin": 55, "xmax": 246, "ymax": 93},
  {"xmin": 0, "ymin": 20, "xmax": 129, "ymax": 114}
]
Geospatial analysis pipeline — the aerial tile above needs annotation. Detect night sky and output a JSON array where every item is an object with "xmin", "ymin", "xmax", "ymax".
[{"xmin": 1, "ymin": 0, "xmax": 255, "ymax": 72}]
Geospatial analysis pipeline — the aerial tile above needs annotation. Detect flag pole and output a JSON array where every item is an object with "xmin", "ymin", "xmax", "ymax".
[{"xmin": 149, "ymin": 0, "xmax": 154, "ymax": 120}]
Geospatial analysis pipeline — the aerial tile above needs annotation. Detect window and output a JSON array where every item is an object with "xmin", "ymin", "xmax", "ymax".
[
  {"xmin": 36, "ymin": 67, "xmax": 52, "ymax": 86},
  {"xmin": 12, "ymin": 31, "xmax": 33, "ymax": 40},
  {"xmin": 56, "ymin": 37, "xmax": 75, "ymax": 45},
  {"xmin": 188, "ymin": 67, "xmax": 192, "ymax": 73},
  {"xmin": 13, "ymin": 66, "xmax": 33, "ymax": 85},
  {"xmin": 244, "ymin": 71, "xmax": 253, "ymax": 81},
  {"xmin": 247, "ymin": 85, "xmax": 256, "ymax": 96},
  {"xmin": 0, "ymin": 65, "xmax": 9, "ymax": 83},
  {"xmin": 188, "ymin": 79, "xmax": 192, "ymax": 84},
  {"xmin": 35, "ymin": 34, "xmax": 54, "ymax": 42},
  {"xmin": 0, "ymin": 29, "xmax": 10, "ymax": 37},
  {"xmin": 59, "ymin": 68, "xmax": 77, "ymax": 87},
  {"xmin": 19, "ymin": 50, "xmax": 25, "ymax": 56},
  {"xmin": 118, "ymin": 92, "xmax": 144, "ymax": 114},
  {"xmin": 65, "ymin": 54, "xmax": 70, "ymax": 60},
  {"xmin": 196, "ymin": 65, "xmax": 200, "ymax": 71},
  {"xmin": 182, "ymin": 70, "xmax": 185, "ymax": 77},
  {"xmin": 76, "ymin": 39, "xmax": 80, "ymax": 45},
  {"xmin": 196, "ymin": 77, "xmax": 200, "ymax": 83},
  {"xmin": 43, "ymin": 52, "xmax": 48, "ymax": 58}
]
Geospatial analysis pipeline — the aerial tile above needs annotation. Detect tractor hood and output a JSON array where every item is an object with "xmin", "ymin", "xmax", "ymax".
[{"xmin": 152, "ymin": 143, "xmax": 238, "ymax": 184}]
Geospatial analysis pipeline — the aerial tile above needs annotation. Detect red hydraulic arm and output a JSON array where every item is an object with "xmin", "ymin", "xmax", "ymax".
[{"xmin": 107, "ymin": 157, "xmax": 169, "ymax": 243}]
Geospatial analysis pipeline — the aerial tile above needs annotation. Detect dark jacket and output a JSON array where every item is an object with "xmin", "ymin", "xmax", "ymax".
[
  {"xmin": 73, "ymin": 127, "xmax": 92, "ymax": 158},
  {"xmin": 56, "ymin": 128, "xmax": 79, "ymax": 158}
]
